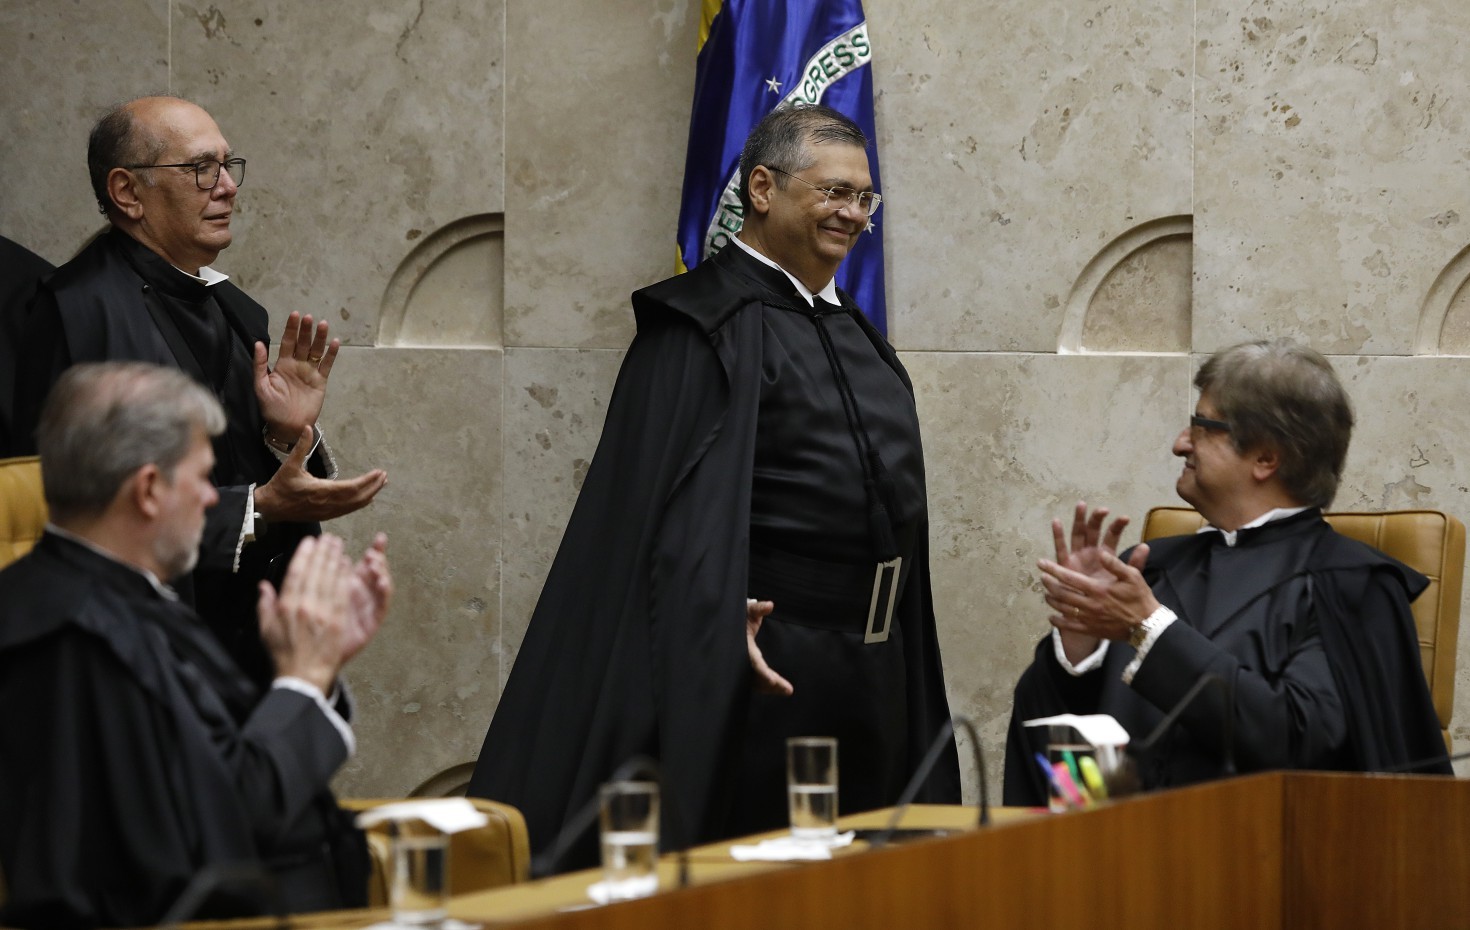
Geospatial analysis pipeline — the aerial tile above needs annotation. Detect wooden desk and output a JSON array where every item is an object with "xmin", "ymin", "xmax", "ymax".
[
  {"xmin": 181, "ymin": 773, "xmax": 1470, "ymax": 929},
  {"xmin": 448, "ymin": 803, "xmax": 1015, "ymax": 925},
  {"xmin": 449, "ymin": 772, "xmax": 1470, "ymax": 930}
]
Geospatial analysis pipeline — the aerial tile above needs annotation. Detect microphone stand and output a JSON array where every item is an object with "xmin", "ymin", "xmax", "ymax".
[
  {"xmin": 870, "ymin": 715, "xmax": 987, "ymax": 849},
  {"xmin": 1128, "ymin": 670, "xmax": 1237, "ymax": 781},
  {"xmin": 158, "ymin": 861, "xmax": 286, "ymax": 930}
]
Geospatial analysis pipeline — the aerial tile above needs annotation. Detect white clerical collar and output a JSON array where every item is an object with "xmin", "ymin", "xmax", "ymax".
[
  {"xmin": 45, "ymin": 522, "xmax": 180, "ymax": 601},
  {"xmin": 1199, "ymin": 505, "xmax": 1313, "ymax": 547},
  {"xmin": 172, "ymin": 263, "xmax": 230, "ymax": 287},
  {"xmin": 730, "ymin": 236, "xmax": 840, "ymax": 307}
]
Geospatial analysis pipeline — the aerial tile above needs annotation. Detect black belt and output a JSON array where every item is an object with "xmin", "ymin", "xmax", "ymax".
[{"xmin": 748, "ymin": 523, "xmax": 916, "ymax": 643}]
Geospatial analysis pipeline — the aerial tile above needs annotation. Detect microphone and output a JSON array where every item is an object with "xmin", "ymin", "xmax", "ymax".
[
  {"xmin": 1124, "ymin": 670, "xmax": 1236, "ymax": 789},
  {"xmin": 868, "ymin": 715, "xmax": 987, "ymax": 849},
  {"xmin": 530, "ymin": 755, "xmax": 690, "ymax": 887},
  {"xmin": 158, "ymin": 861, "xmax": 285, "ymax": 930}
]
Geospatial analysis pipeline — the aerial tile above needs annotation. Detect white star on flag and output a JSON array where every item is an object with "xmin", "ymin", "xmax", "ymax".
[{"xmin": 765, "ymin": 77, "xmax": 782, "ymax": 93}]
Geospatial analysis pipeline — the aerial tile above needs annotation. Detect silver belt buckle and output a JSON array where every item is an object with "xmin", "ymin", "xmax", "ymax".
[{"xmin": 864, "ymin": 556, "xmax": 902, "ymax": 644}]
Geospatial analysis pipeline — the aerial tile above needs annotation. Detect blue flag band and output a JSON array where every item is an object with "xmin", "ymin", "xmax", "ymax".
[{"xmin": 675, "ymin": 0, "xmax": 888, "ymax": 333}]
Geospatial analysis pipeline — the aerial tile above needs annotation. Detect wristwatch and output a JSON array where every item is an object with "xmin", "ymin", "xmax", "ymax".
[
  {"xmin": 1128, "ymin": 606, "xmax": 1173, "ymax": 650},
  {"xmin": 1127, "ymin": 619, "xmax": 1149, "ymax": 650}
]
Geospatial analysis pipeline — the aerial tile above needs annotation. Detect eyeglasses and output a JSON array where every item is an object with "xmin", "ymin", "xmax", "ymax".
[
  {"xmin": 1189, "ymin": 414, "xmax": 1232, "ymax": 434},
  {"xmin": 768, "ymin": 167, "xmax": 882, "ymax": 216},
  {"xmin": 123, "ymin": 157, "xmax": 246, "ymax": 191}
]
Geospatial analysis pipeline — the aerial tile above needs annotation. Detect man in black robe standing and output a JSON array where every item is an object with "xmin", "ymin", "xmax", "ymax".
[
  {"xmin": 1004, "ymin": 339, "xmax": 1450, "ymax": 806},
  {"xmin": 12, "ymin": 95, "xmax": 387, "ymax": 686},
  {"xmin": 0, "ymin": 361, "xmax": 393, "ymax": 927},
  {"xmin": 0, "ymin": 234, "xmax": 54, "ymax": 455},
  {"xmin": 469, "ymin": 105, "xmax": 959, "ymax": 867}
]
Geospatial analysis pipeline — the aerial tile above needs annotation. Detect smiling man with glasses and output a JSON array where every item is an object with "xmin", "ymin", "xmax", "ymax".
[
  {"xmin": 470, "ymin": 104, "xmax": 959, "ymax": 866},
  {"xmin": 14, "ymin": 95, "xmax": 387, "ymax": 689},
  {"xmin": 1003, "ymin": 338, "xmax": 1451, "ymax": 807}
]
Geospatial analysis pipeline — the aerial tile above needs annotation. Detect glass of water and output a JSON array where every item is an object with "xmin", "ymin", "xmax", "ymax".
[
  {"xmin": 389, "ymin": 819, "xmax": 448, "ymax": 926},
  {"xmin": 786, "ymin": 736, "xmax": 838, "ymax": 840},
  {"xmin": 598, "ymin": 780, "xmax": 660, "ymax": 900}
]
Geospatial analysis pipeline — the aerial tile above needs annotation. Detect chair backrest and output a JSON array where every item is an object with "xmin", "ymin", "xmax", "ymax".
[
  {"xmin": 340, "ymin": 797, "xmax": 531, "ymax": 905},
  {"xmin": 0, "ymin": 455, "xmax": 46, "ymax": 905},
  {"xmin": 1142, "ymin": 507, "xmax": 1465, "ymax": 751},
  {"xmin": 0, "ymin": 456, "xmax": 46, "ymax": 570}
]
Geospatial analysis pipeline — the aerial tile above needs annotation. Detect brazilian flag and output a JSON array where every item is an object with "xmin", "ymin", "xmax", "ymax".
[{"xmin": 675, "ymin": 0, "xmax": 888, "ymax": 333}]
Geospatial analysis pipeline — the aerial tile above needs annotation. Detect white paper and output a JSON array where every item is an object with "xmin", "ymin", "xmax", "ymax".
[
  {"xmin": 729, "ymin": 831, "xmax": 856, "ymax": 861},
  {"xmin": 1022, "ymin": 713, "xmax": 1130, "ymax": 747},
  {"xmin": 586, "ymin": 875, "xmax": 659, "ymax": 904},
  {"xmin": 353, "ymin": 798, "xmax": 491, "ymax": 834}
]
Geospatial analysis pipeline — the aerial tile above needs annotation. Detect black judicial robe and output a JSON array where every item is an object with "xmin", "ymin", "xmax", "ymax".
[
  {"xmin": 12, "ymin": 229, "xmax": 328, "ymax": 685},
  {"xmin": 1003, "ymin": 510, "xmax": 1451, "ymax": 806},
  {"xmin": 468, "ymin": 244, "xmax": 959, "ymax": 867},
  {"xmin": 0, "ymin": 533, "xmax": 367, "ymax": 928},
  {"xmin": 0, "ymin": 234, "xmax": 54, "ymax": 456}
]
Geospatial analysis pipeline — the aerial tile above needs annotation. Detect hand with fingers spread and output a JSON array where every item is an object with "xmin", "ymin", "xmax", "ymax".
[
  {"xmin": 1037, "ymin": 501, "xmax": 1157, "ymax": 658},
  {"xmin": 254, "ymin": 311, "xmax": 339, "ymax": 447},
  {"xmin": 253, "ymin": 425, "xmax": 388, "ymax": 523},
  {"xmin": 342, "ymin": 533, "xmax": 392, "ymax": 665},
  {"xmin": 746, "ymin": 598, "xmax": 794, "ymax": 696},
  {"xmin": 257, "ymin": 535, "xmax": 353, "ymax": 694}
]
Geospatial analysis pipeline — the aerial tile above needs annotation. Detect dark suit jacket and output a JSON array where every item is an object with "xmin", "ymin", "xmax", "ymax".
[
  {"xmin": 0, "ymin": 234, "xmax": 55, "ymax": 455},
  {"xmin": 0, "ymin": 533, "xmax": 366, "ymax": 927},
  {"xmin": 12, "ymin": 228, "xmax": 326, "ymax": 684},
  {"xmin": 1003, "ymin": 510, "xmax": 1450, "ymax": 806}
]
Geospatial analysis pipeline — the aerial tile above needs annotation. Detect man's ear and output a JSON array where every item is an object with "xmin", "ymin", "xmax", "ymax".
[
  {"xmin": 1251, "ymin": 446, "xmax": 1281, "ymax": 482},
  {"xmin": 746, "ymin": 166, "xmax": 776, "ymax": 216},
  {"xmin": 129, "ymin": 463, "xmax": 165, "ymax": 519},
  {"xmin": 107, "ymin": 167, "xmax": 145, "ymax": 221}
]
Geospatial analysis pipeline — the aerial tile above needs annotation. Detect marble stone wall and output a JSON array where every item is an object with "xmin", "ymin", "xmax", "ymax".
[{"xmin": 4, "ymin": 0, "xmax": 1469, "ymax": 809}]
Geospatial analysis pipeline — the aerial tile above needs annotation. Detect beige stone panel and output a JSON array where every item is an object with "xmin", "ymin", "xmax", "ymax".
[
  {"xmin": 499, "ymin": 346, "xmax": 624, "ymax": 689},
  {"xmin": 168, "ymin": 0, "xmax": 505, "ymax": 347},
  {"xmin": 1443, "ymin": 278, "xmax": 1470, "ymax": 354},
  {"xmin": 869, "ymin": 0, "xmax": 1192, "ymax": 351},
  {"xmin": 1426, "ymin": 246, "xmax": 1470, "ymax": 354},
  {"xmin": 380, "ymin": 214, "xmax": 505, "ymax": 349},
  {"xmin": 503, "ymin": 0, "xmax": 695, "ymax": 349},
  {"xmin": 323, "ymin": 346, "xmax": 503, "ymax": 797},
  {"xmin": 1328, "ymin": 354, "xmax": 1470, "ymax": 756},
  {"xmin": 906, "ymin": 351, "xmax": 1190, "ymax": 797},
  {"xmin": 1194, "ymin": 0, "xmax": 1470, "ymax": 355},
  {"xmin": 0, "ymin": 0, "xmax": 165, "ymax": 261},
  {"xmin": 1081, "ymin": 234, "xmax": 1193, "ymax": 353}
]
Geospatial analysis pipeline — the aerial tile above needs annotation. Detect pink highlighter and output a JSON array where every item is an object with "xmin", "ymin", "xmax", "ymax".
[{"xmin": 1052, "ymin": 761, "xmax": 1089, "ymax": 808}]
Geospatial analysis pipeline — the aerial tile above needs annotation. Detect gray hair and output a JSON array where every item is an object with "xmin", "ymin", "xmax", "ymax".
[
  {"xmin": 1195, "ymin": 338, "xmax": 1354, "ymax": 508},
  {"xmin": 737, "ymin": 104, "xmax": 868, "ymax": 213},
  {"xmin": 37, "ymin": 362, "xmax": 226, "ymax": 521},
  {"xmin": 87, "ymin": 96, "xmax": 175, "ymax": 217}
]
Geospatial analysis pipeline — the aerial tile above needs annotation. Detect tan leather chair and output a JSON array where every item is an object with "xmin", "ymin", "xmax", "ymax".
[
  {"xmin": 340, "ymin": 797, "xmax": 532, "ymax": 905},
  {"xmin": 1142, "ymin": 507, "xmax": 1464, "ymax": 751},
  {"xmin": 0, "ymin": 456, "xmax": 45, "ymax": 570}
]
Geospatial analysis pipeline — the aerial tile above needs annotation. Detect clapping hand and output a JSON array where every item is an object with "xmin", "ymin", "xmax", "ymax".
[
  {"xmin": 254, "ymin": 311, "xmax": 338, "ymax": 446},
  {"xmin": 1038, "ymin": 502, "xmax": 1156, "ymax": 655}
]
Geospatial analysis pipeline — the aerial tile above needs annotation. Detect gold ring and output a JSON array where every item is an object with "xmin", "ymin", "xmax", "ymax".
[
  {"xmin": 1073, "ymin": 606, "xmax": 1081, "ymax": 618},
  {"xmin": 308, "ymin": 354, "xmax": 323, "ymax": 363}
]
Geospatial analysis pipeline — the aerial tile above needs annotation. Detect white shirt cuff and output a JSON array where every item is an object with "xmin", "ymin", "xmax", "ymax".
[
  {"xmin": 1121, "ymin": 605, "xmax": 1178, "ymax": 685},
  {"xmin": 272, "ymin": 675, "xmax": 355, "ymax": 756},
  {"xmin": 233, "ymin": 485, "xmax": 254, "ymax": 572},
  {"xmin": 1051, "ymin": 628, "xmax": 1109, "ymax": 676},
  {"xmin": 264, "ymin": 424, "xmax": 339, "ymax": 480}
]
